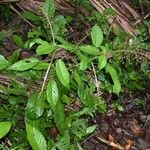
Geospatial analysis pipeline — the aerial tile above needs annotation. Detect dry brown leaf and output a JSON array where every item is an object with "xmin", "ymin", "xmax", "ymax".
[{"xmin": 125, "ymin": 139, "xmax": 133, "ymax": 150}]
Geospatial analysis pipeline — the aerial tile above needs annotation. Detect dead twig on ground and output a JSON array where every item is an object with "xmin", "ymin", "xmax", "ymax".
[{"xmin": 96, "ymin": 136, "xmax": 125, "ymax": 150}]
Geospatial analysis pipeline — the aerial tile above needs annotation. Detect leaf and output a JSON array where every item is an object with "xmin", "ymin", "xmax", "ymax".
[
  {"xmin": 91, "ymin": 25, "xmax": 103, "ymax": 47},
  {"xmin": 12, "ymin": 35, "xmax": 24, "ymax": 48},
  {"xmin": 98, "ymin": 54, "xmax": 107, "ymax": 70},
  {"xmin": 22, "ymin": 11, "xmax": 41, "ymax": 23},
  {"xmin": 51, "ymin": 130, "xmax": 70, "ymax": 150},
  {"xmin": 79, "ymin": 45, "xmax": 100, "ymax": 55},
  {"xmin": 79, "ymin": 57, "xmax": 89, "ymax": 71},
  {"xmin": 26, "ymin": 93, "xmax": 45, "ymax": 119},
  {"xmin": 54, "ymin": 101, "xmax": 66, "ymax": 133},
  {"xmin": 7, "ymin": 80, "xmax": 26, "ymax": 96},
  {"xmin": 71, "ymin": 119, "xmax": 87, "ymax": 139},
  {"xmin": 52, "ymin": 15, "xmax": 66, "ymax": 36},
  {"xmin": 36, "ymin": 42, "xmax": 56, "ymax": 55},
  {"xmin": 26, "ymin": 124, "xmax": 47, "ymax": 150},
  {"xmin": 8, "ymin": 58, "xmax": 39, "ymax": 71},
  {"xmin": 86, "ymin": 125, "xmax": 97, "ymax": 134},
  {"xmin": 77, "ymin": 142, "xmax": 83, "ymax": 150},
  {"xmin": 32, "ymin": 62, "xmax": 49, "ymax": 70},
  {"xmin": 47, "ymin": 80, "xmax": 59, "ymax": 110},
  {"xmin": 0, "ymin": 55, "xmax": 9, "ymax": 70},
  {"xmin": 0, "ymin": 122, "xmax": 12, "ymax": 139},
  {"xmin": 42, "ymin": 0, "xmax": 55, "ymax": 17},
  {"xmin": 55, "ymin": 59, "xmax": 70, "ymax": 88},
  {"xmin": 73, "ymin": 71, "xmax": 83, "ymax": 88},
  {"xmin": 106, "ymin": 64, "xmax": 121, "ymax": 95}
]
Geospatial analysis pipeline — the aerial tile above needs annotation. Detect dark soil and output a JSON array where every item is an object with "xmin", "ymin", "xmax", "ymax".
[{"xmin": 82, "ymin": 92, "xmax": 150, "ymax": 150}]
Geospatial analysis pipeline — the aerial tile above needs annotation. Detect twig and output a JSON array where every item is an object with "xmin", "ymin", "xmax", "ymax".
[
  {"xmin": 96, "ymin": 136, "xmax": 125, "ymax": 150},
  {"xmin": 40, "ymin": 8, "xmax": 56, "ymax": 45},
  {"xmin": 10, "ymin": 4, "xmax": 35, "ymax": 28},
  {"xmin": 81, "ymin": 131, "xmax": 99, "ymax": 145},
  {"xmin": 38, "ymin": 52, "xmax": 55, "ymax": 99}
]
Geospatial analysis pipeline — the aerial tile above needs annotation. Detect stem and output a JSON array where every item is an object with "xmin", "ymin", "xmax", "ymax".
[{"xmin": 40, "ymin": 9, "xmax": 55, "ymax": 45}]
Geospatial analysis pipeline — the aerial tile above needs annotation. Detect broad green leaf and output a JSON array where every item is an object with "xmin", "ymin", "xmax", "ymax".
[
  {"xmin": 52, "ymin": 15, "xmax": 66, "ymax": 36},
  {"xmin": 71, "ymin": 119, "xmax": 87, "ymax": 139},
  {"xmin": 22, "ymin": 11, "xmax": 41, "ymax": 23},
  {"xmin": 0, "ymin": 121, "xmax": 12, "ymax": 139},
  {"xmin": 86, "ymin": 125, "xmax": 97, "ymax": 134},
  {"xmin": 79, "ymin": 57, "xmax": 89, "ymax": 71},
  {"xmin": 8, "ymin": 58, "xmax": 39, "ymax": 71},
  {"xmin": 55, "ymin": 36, "xmax": 72, "ymax": 46},
  {"xmin": 79, "ymin": 45, "xmax": 100, "ymax": 55},
  {"xmin": 34, "ymin": 38, "xmax": 45, "ymax": 44},
  {"xmin": 98, "ymin": 55, "xmax": 107, "ymax": 70},
  {"xmin": 26, "ymin": 93, "xmax": 45, "ymax": 119},
  {"xmin": 57, "ymin": 44, "xmax": 75, "ymax": 51},
  {"xmin": 54, "ymin": 101, "xmax": 66, "ymax": 133},
  {"xmin": 91, "ymin": 25, "xmax": 103, "ymax": 47},
  {"xmin": 56, "ymin": 36, "xmax": 76, "ymax": 51},
  {"xmin": 7, "ymin": 80, "xmax": 26, "ymax": 96},
  {"xmin": 47, "ymin": 80, "xmax": 59, "ymax": 110},
  {"xmin": 42, "ymin": 0, "xmax": 55, "ymax": 17},
  {"xmin": 73, "ymin": 71, "xmax": 83, "ymax": 88},
  {"xmin": 26, "ymin": 124, "xmax": 47, "ymax": 150},
  {"xmin": 106, "ymin": 64, "xmax": 121, "ymax": 95},
  {"xmin": 55, "ymin": 59, "xmax": 70, "ymax": 88},
  {"xmin": 36, "ymin": 42, "xmax": 56, "ymax": 55},
  {"xmin": 0, "ymin": 55, "xmax": 9, "ymax": 70},
  {"xmin": 32, "ymin": 62, "xmax": 49, "ymax": 70}
]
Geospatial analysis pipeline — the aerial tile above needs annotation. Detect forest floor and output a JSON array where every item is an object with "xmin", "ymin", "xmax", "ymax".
[{"xmin": 0, "ymin": 11, "xmax": 150, "ymax": 150}]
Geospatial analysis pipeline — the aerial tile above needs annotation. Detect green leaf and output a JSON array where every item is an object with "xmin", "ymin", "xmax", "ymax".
[
  {"xmin": 71, "ymin": 119, "xmax": 87, "ymax": 139},
  {"xmin": 0, "ymin": 122, "xmax": 12, "ymax": 139},
  {"xmin": 7, "ymin": 80, "xmax": 26, "ymax": 96},
  {"xmin": 32, "ymin": 62, "xmax": 49, "ymax": 70},
  {"xmin": 0, "ymin": 55, "xmax": 9, "ymax": 70},
  {"xmin": 86, "ymin": 125, "xmax": 97, "ymax": 134},
  {"xmin": 91, "ymin": 25, "xmax": 103, "ymax": 47},
  {"xmin": 79, "ymin": 57, "xmax": 89, "ymax": 71},
  {"xmin": 22, "ymin": 11, "xmax": 41, "ymax": 23},
  {"xmin": 36, "ymin": 42, "xmax": 56, "ymax": 55},
  {"xmin": 73, "ymin": 71, "xmax": 83, "ymax": 88},
  {"xmin": 77, "ymin": 142, "xmax": 83, "ymax": 150},
  {"xmin": 47, "ymin": 80, "xmax": 59, "ymax": 110},
  {"xmin": 55, "ymin": 59, "xmax": 70, "ymax": 88},
  {"xmin": 54, "ymin": 101, "xmax": 66, "ymax": 133},
  {"xmin": 98, "ymin": 54, "xmax": 107, "ymax": 70},
  {"xmin": 12, "ymin": 35, "xmax": 24, "ymax": 48},
  {"xmin": 52, "ymin": 15, "xmax": 66, "ymax": 36},
  {"xmin": 52, "ymin": 130, "xmax": 70, "ymax": 150},
  {"xmin": 106, "ymin": 64, "xmax": 121, "ymax": 95},
  {"xmin": 26, "ymin": 124, "xmax": 47, "ymax": 150},
  {"xmin": 42, "ymin": 0, "xmax": 55, "ymax": 17},
  {"xmin": 79, "ymin": 45, "xmax": 100, "ymax": 55},
  {"xmin": 9, "ymin": 50, "xmax": 20, "ymax": 64},
  {"xmin": 8, "ymin": 58, "xmax": 39, "ymax": 71},
  {"xmin": 26, "ymin": 93, "xmax": 45, "ymax": 119}
]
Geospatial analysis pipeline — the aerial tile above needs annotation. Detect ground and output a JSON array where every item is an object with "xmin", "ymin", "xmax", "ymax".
[{"xmin": 0, "ymin": 8, "xmax": 150, "ymax": 150}]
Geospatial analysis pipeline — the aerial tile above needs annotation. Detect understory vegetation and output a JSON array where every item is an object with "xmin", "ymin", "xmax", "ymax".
[{"xmin": 0, "ymin": 0, "xmax": 150, "ymax": 149}]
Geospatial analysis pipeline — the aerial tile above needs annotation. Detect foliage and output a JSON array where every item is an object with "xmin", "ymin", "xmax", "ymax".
[{"xmin": 0, "ymin": 0, "xmax": 149, "ymax": 149}]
